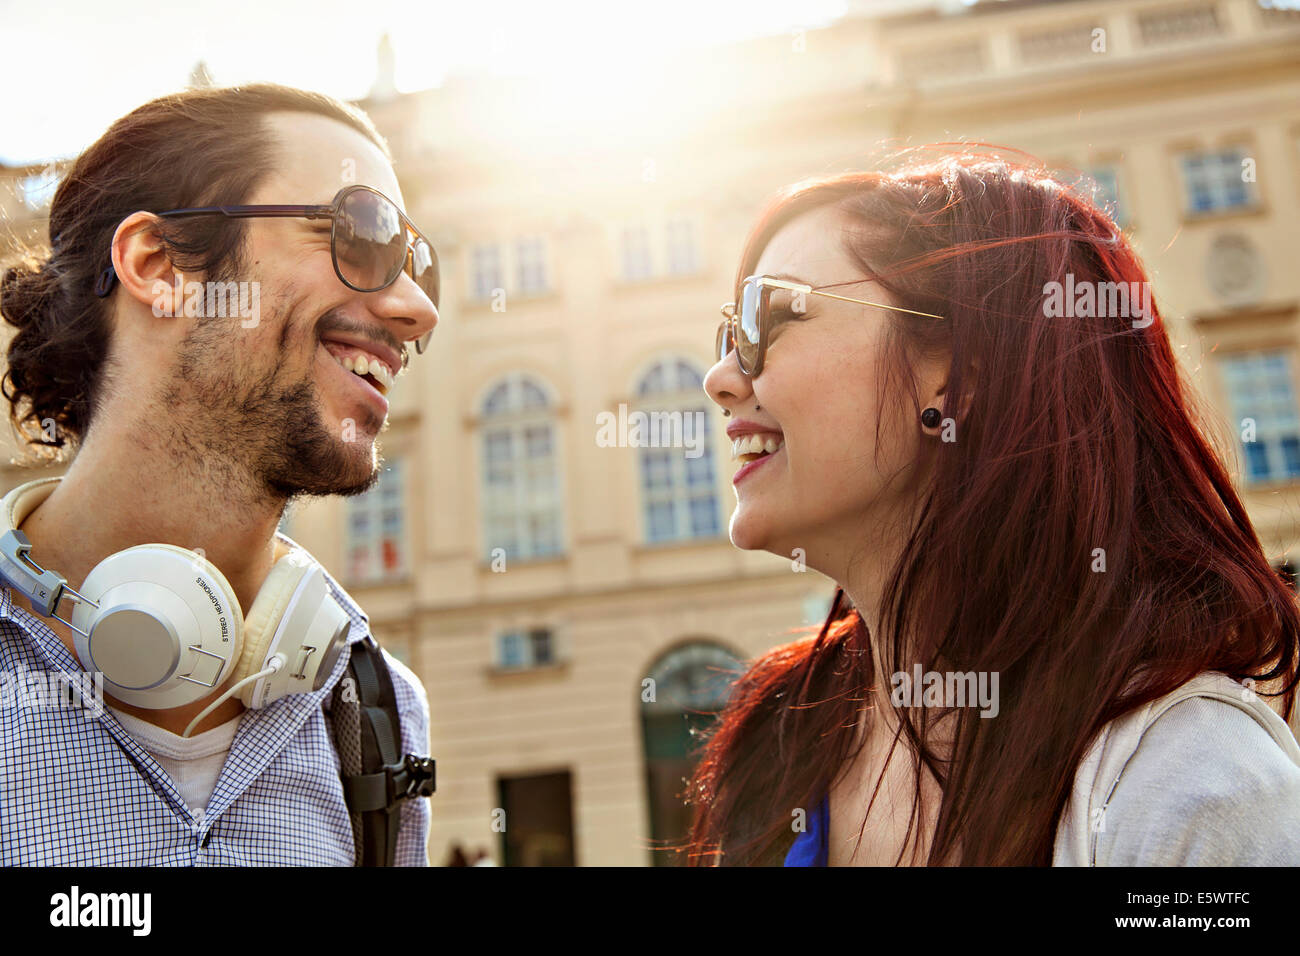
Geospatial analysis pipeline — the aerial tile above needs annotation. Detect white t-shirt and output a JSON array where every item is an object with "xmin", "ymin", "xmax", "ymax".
[{"xmin": 107, "ymin": 706, "xmax": 242, "ymax": 822}]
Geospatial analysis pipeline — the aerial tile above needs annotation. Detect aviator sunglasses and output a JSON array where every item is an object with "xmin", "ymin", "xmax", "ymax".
[
  {"xmin": 95, "ymin": 184, "xmax": 440, "ymax": 357},
  {"xmin": 717, "ymin": 274, "xmax": 945, "ymax": 378}
]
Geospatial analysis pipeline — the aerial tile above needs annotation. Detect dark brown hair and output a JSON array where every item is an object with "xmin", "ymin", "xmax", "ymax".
[
  {"xmin": 1, "ymin": 83, "xmax": 389, "ymax": 458},
  {"xmin": 682, "ymin": 144, "xmax": 1300, "ymax": 866}
]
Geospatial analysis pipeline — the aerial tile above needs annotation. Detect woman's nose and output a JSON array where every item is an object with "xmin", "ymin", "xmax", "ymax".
[{"xmin": 703, "ymin": 351, "xmax": 753, "ymax": 415}]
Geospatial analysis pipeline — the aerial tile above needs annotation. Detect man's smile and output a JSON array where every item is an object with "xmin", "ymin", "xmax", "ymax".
[
  {"xmin": 317, "ymin": 342, "xmax": 390, "ymax": 419},
  {"xmin": 320, "ymin": 339, "xmax": 396, "ymax": 394}
]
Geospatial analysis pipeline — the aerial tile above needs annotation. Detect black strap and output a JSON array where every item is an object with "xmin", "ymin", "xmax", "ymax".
[{"xmin": 331, "ymin": 639, "xmax": 436, "ymax": 866}]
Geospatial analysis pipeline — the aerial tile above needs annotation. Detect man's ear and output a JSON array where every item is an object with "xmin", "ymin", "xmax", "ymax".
[{"xmin": 109, "ymin": 212, "xmax": 181, "ymax": 316}]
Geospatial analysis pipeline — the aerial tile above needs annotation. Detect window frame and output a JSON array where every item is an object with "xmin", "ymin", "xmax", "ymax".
[
  {"xmin": 1177, "ymin": 144, "xmax": 1260, "ymax": 219},
  {"xmin": 344, "ymin": 458, "xmax": 409, "ymax": 583},
  {"xmin": 633, "ymin": 357, "xmax": 722, "ymax": 545},
  {"xmin": 1217, "ymin": 348, "xmax": 1300, "ymax": 486},
  {"xmin": 613, "ymin": 215, "xmax": 703, "ymax": 283},
  {"xmin": 478, "ymin": 373, "xmax": 568, "ymax": 564}
]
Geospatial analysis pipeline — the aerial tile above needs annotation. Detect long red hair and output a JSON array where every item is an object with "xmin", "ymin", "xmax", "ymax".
[{"xmin": 681, "ymin": 145, "xmax": 1300, "ymax": 866}]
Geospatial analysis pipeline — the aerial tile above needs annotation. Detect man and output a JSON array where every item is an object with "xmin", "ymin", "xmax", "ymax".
[{"xmin": 0, "ymin": 84, "xmax": 438, "ymax": 864}]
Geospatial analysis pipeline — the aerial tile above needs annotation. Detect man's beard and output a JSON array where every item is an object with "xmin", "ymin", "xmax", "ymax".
[{"xmin": 159, "ymin": 300, "xmax": 383, "ymax": 503}]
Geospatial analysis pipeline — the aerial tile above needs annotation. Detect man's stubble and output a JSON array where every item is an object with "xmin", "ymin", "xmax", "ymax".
[{"xmin": 153, "ymin": 293, "xmax": 385, "ymax": 507}]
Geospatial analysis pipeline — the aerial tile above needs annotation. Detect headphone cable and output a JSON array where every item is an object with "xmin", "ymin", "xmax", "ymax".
[{"xmin": 181, "ymin": 655, "xmax": 285, "ymax": 739}]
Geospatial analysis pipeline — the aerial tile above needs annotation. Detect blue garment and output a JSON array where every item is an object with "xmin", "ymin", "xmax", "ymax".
[
  {"xmin": 784, "ymin": 793, "xmax": 829, "ymax": 866},
  {"xmin": 0, "ymin": 532, "xmax": 431, "ymax": 865}
]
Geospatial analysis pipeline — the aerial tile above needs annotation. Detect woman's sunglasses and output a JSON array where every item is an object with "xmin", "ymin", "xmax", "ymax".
[
  {"xmin": 102, "ymin": 184, "xmax": 440, "ymax": 357},
  {"xmin": 716, "ymin": 274, "xmax": 946, "ymax": 378}
]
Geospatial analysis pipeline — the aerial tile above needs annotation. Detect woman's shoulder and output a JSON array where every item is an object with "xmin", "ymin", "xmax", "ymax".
[{"xmin": 1095, "ymin": 693, "xmax": 1300, "ymax": 865}]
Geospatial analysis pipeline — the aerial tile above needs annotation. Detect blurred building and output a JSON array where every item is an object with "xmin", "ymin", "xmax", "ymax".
[
  {"xmin": 0, "ymin": 161, "xmax": 64, "ymax": 258},
  {"xmin": 2, "ymin": 0, "xmax": 1299, "ymax": 865}
]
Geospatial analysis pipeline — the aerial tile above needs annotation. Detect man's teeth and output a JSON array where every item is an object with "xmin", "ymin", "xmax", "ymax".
[
  {"xmin": 731, "ymin": 433, "xmax": 784, "ymax": 462},
  {"xmin": 330, "ymin": 351, "xmax": 394, "ymax": 395}
]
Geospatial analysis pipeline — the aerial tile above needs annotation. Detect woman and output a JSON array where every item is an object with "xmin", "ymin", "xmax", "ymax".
[{"xmin": 684, "ymin": 146, "xmax": 1300, "ymax": 866}]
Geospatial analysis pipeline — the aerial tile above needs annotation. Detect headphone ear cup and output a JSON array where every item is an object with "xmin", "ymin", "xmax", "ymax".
[
  {"xmin": 71, "ymin": 543, "xmax": 245, "ymax": 710},
  {"xmin": 235, "ymin": 554, "xmax": 314, "ymax": 707}
]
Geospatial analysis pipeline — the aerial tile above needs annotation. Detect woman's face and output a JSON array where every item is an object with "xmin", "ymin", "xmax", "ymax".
[{"xmin": 703, "ymin": 205, "xmax": 947, "ymax": 578}]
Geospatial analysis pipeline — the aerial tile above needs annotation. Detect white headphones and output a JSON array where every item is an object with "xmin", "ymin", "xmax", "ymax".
[{"xmin": 0, "ymin": 477, "xmax": 351, "ymax": 736}]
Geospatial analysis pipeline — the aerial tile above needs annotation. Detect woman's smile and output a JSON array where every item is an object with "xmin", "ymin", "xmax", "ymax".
[
  {"xmin": 726, "ymin": 420, "xmax": 785, "ymax": 486},
  {"xmin": 733, "ymin": 442, "xmax": 784, "ymax": 486}
]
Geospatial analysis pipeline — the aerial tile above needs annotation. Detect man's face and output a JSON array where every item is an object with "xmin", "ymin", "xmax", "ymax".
[{"xmin": 161, "ymin": 111, "xmax": 438, "ymax": 500}]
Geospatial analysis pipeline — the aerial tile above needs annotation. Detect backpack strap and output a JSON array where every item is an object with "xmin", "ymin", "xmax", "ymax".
[{"xmin": 328, "ymin": 635, "xmax": 436, "ymax": 866}]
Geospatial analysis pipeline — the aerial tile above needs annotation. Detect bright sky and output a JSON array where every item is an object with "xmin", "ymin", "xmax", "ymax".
[{"xmin": 0, "ymin": 0, "xmax": 848, "ymax": 166}]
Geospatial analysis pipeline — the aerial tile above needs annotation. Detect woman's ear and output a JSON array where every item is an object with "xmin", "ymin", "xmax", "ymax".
[
  {"xmin": 109, "ymin": 211, "xmax": 180, "ymax": 316},
  {"xmin": 953, "ymin": 356, "xmax": 979, "ymax": 423},
  {"xmin": 925, "ymin": 356, "xmax": 979, "ymax": 428}
]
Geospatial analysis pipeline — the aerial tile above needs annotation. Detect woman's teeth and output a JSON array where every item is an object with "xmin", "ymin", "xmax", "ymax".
[
  {"xmin": 731, "ymin": 433, "xmax": 784, "ymax": 463},
  {"xmin": 329, "ymin": 350, "xmax": 394, "ymax": 395}
]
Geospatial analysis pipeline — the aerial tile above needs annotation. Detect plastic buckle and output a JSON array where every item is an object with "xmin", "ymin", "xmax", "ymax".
[{"xmin": 386, "ymin": 754, "xmax": 436, "ymax": 802}]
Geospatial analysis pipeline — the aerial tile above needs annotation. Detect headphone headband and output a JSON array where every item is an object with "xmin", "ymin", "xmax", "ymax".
[{"xmin": 0, "ymin": 478, "xmax": 80, "ymax": 619}]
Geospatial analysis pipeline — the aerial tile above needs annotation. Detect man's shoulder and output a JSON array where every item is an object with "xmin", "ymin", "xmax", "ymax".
[{"xmin": 380, "ymin": 648, "xmax": 430, "ymax": 726}]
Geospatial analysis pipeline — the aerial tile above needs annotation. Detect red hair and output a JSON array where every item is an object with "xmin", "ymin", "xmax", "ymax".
[{"xmin": 679, "ymin": 144, "xmax": 1299, "ymax": 866}]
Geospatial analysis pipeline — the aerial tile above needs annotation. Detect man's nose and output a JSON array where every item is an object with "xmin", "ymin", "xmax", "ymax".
[{"xmin": 373, "ymin": 272, "xmax": 438, "ymax": 353}]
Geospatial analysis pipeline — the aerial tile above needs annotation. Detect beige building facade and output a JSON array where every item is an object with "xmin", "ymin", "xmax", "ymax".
[{"xmin": 2, "ymin": 0, "xmax": 1299, "ymax": 865}]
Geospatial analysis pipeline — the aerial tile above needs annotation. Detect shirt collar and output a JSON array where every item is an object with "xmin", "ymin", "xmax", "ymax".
[{"xmin": 0, "ymin": 582, "xmax": 84, "ymax": 673}]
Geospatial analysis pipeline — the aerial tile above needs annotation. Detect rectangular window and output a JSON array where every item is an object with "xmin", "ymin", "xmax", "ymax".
[
  {"xmin": 515, "ymin": 236, "xmax": 549, "ymax": 294},
  {"xmin": 665, "ymin": 217, "xmax": 698, "ymax": 276},
  {"xmin": 1179, "ymin": 148, "xmax": 1255, "ymax": 215},
  {"xmin": 1220, "ymin": 350, "xmax": 1300, "ymax": 485},
  {"xmin": 498, "ymin": 632, "xmax": 527, "ymax": 669},
  {"xmin": 479, "ymin": 390, "xmax": 565, "ymax": 564},
  {"xmin": 1138, "ymin": 4, "xmax": 1220, "ymax": 45},
  {"xmin": 471, "ymin": 243, "xmax": 503, "ymax": 301},
  {"xmin": 529, "ymin": 628, "xmax": 553, "ymax": 666},
  {"xmin": 1083, "ymin": 164, "xmax": 1127, "ymax": 227},
  {"xmin": 646, "ymin": 501, "xmax": 676, "ymax": 542},
  {"xmin": 688, "ymin": 495, "xmax": 719, "ymax": 536},
  {"xmin": 635, "ymin": 360, "xmax": 721, "ymax": 546},
  {"xmin": 621, "ymin": 224, "xmax": 654, "ymax": 281},
  {"xmin": 345, "ymin": 459, "xmax": 407, "ymax": 581},
  {"xmin": 495, "ymin": 627, "xmax": 555, "ymax": 669}
]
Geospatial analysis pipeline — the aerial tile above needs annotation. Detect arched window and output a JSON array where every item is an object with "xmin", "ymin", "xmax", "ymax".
[
  {"xmin": 640, "ymin": 640, "xmax": 744, "ymax": 866},
  {"xmin": 635, "ymin": 358, "xmax": 720, "ymax": 543},
  {"xmin": 479, "ymin": 373, "xmax": 564, "ymax": 562}
]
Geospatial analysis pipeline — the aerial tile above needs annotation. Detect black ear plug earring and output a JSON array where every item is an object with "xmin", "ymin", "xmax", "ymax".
[
  {"xmin": 723, "ymin": 409, "xmax": 731, "ymax": 417},
  {"xmin": 93, "ymin": 265, "xmax": 116, "ymax": 298},
  {"xmin": 921, "ymin": 407, "xmax": 941, "ymax": 428}
]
